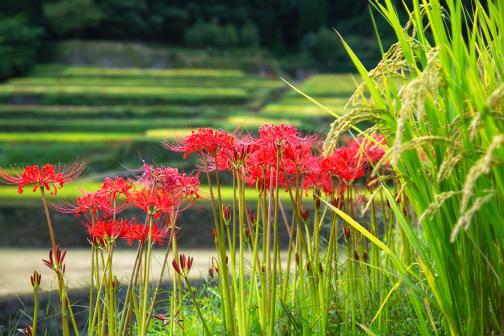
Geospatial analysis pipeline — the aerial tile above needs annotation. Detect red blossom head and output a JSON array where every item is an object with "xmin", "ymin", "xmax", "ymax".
[
  {"xmin": 135, "ymin": 164, "xmax": 200, "ymax": 206},
  {"xmin": 86, "ymin": 218, "xmax": 131, "ymax": 245},
  {"xmin": 164, "ymin": 128, "xmax": 235, "ymax": 159},
  {"xmin": 123, "ymin": 223, "xmax": 168, "ymax": 246},
  {"xmin": 101, "ymin": 176, "xmax": 132, "ymax": 199},
  {"xmin": 0, "ymin": 162, "xmax": 84, "ymax": 195},
  {"xmin": 172, "ymin": 253, "xmax": 194, "ymax": 277},
  {"xmin": 321, "ymin": 146, "xmax": 366, "ymax": 183},
  {"xmin": 52, "ymin": 189, "xmax": 117, "ymax": 218},
  {"xmin": 245, "ymin": 124, "xmax": 321, "ymax": 188},
  {"xmin": 127, "ymin": 188, "xmax": 176, "ymax": 218}
]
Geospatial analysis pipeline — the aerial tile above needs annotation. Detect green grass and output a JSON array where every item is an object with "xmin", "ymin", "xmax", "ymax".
[
  {"xmin": 0, "ymin": 132, "xmax": 141, "ymax": 143},
  {"xmin": 0, "ymin": 104, "xmax": 244, "ymax": 119},
  {"xmin": 287, "ymin": 74, "xmax": 359, "ymax": 97},
  {"xmin": 0, "ymin": 85, "xmax": 247, "ymax": 98},
  {"xmin": 0, "ymin": 118, "xmax": 216, "ymax": 133},
  {"xmin": 260, "ymin": 75, "xmax": 354, "ymax": 119},
  {"xmin": 31, "ymin": 65, "xmax": 246, "ymax": 78},
  {"xmin": 326, "ymin": 0, "xmax": 504, "ymax": 334},
  {"xmin": 6, "ymin": 77, "xmax": 283, "ymax": 90}
]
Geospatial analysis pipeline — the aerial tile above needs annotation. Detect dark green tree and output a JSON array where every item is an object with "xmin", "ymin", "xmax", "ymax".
[
  {"xmin": 43, "ymin": 0, "xmax": 104, "ymax": 36},
  {"xmin": 0, "ymin": 15, "xmax": 43, "ymax": 79},
  {"xmin": 299, "ymin": 0, "xmax": 327, "ymax": 33}
]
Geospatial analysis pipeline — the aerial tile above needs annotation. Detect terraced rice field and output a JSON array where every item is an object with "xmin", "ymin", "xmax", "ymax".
[{"xmin": 0, "ymin": 65, "xmax": 355, "ymax": 177}]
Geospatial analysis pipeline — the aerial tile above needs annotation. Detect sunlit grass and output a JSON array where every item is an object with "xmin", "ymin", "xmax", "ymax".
[
  {"xmin": 0, "ymin": 85, "xmax": 248, "ymax": 98},
  {"xmin": 32, "ymin": 65, "xmax": 246, "ymax": 78},
  {"xmin": 6, "ymin": 77, "xmax": 283, "ymax": 90},
  {"xmin": 0, "ymin": 132, "xmax": 140, "ymax": 142}
]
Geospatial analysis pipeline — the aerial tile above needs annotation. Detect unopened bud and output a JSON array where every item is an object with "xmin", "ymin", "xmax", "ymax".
[
  {"xmin": 403, "ymin": 206, "xmax": 408, "ymax": 217},
  {"xmin": 313, "ymin": 190, "xmax": 321, "ymax": 208},
  {"xmin": 223, "ymin": 205, "xmax": 231, "ymax": 223},
  {"xmin": 18, "ymin": 325, "xmax": 32, "ymax": 336},
  {"xmin": 363, "ymin": 250, "xmax": 369, "ymax": 262},
  {"xmin": 344, "ymin": 226, "xmax": 351, "ymax": 240},
  {"xmin": 318, "ymin": 261, "xmax": 323, "ymax": 274},
  {"xmin": 30, "ymin": 270, "xmax": 41, "ymax": 288},
  {"xmin": 211, "ymin": 228, "xmax": 217, "ymax": 242},
  {"xmin": 112, "ymin": 276, "xmax": 120, "ymax": 289},
  {"xmin": 353, "ymin": 250, "xmax": 360, "ymax": 261},
  {"xmin": 300, "ymin": 207, "xmax": 309, "ymax": 221},
  {"xmin": 247, "ymin": 209, "xmax": 257, "ymax": 224}
]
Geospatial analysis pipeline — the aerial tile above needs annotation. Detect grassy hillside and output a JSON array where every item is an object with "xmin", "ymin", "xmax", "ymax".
[{"xmin": 0, "ymin": 64, "xmax": 355, "ymax": 176}]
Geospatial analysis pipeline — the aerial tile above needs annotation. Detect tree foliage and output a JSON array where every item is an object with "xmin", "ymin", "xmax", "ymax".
[{"xmin": 0, "ymin": 16, "xmax": 43, "ymax": 79}]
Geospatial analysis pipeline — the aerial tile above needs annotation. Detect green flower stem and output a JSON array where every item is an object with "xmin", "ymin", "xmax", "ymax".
[{"xmin": 182, "ymin": 276, "xmax": 213, "ymax": 336}]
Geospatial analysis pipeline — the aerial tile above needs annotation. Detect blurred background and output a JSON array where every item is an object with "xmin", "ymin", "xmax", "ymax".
[{"xmin": 0, "ymin": 0, "xmax": 405, "ymax": 247}]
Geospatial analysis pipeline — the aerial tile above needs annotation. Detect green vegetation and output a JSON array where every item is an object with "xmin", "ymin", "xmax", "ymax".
[
  {"xmin": 0, "ymin": 16, "xmax": 42, "ymax": 79},
  {"xmin": 260, "ymin": 74, "xmax": 357, "ymax": 119},
  {"xmin": 326, "ymin": 0, "xmax": 504, "ymax": 334},
  {"xmin": 0, "ymin": 1, "xmax": 387, "ymax": 78},
  {"xmin": 0, "ymin": 63, "xmax": 356, "ymax": 173}
]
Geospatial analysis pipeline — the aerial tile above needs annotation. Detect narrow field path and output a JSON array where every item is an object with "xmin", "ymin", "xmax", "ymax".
[
  {"xmin": 0, "ymin": 248, "xmax": 220, "ymax": 297},
  {"xmin": 0, "ymin": 248, "xmax": 291, "ymax": 297}
]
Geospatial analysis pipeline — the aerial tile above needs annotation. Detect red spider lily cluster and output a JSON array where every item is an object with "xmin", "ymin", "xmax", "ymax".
[
  {"xmin": 0, "ymin": 162, "xmax": 84, "ymax": 195},
  {"xmin": 51, "ymin": 165, "xmax": 200, "ymax": 247},
  {"xmin": 166, "ymin": 125, "xmax": 386, "ymax": 195}
]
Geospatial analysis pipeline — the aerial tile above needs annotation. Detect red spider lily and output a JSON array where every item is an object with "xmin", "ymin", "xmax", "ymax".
[
  {"xmin": 100, "ymin": 176, "xmax": 132, "ymax": 199},
  {"xmin": 245, "ymin": 125, "xmax": 321, "ymax": 188},
  {"xmin": 172, "ymin": 253, "xmax": 194, "ymax": 277},
  {"xmin": 201, "ymin": 134, "xmax": 256, "ymax": 172},
  {"xmin": 321, "ymin": 146, "xmax": 366, "ymax": 183},
  {"xmin": 30, "ymin": 270, "xmax": 41, "ymax": 288},
  {"xmin": 137, "ymin": 164, "xmax": 200, "ymax": 203},
  {"xmin": 348, "ymin": 134, "xmax": 387, "ymax": 165},
  {"xmin": 127, "ymin": 188, "xmax": 176, "ymax": 218},
  {"xmin": 52, "ymin": 190, "xmax": 118, "ymax": 218},
  {"xmin": 123, "ymin": 223, "xmax": 169, "ymax": 246},
  {"xmin": 164, "ymin": 128, "xmax": 235, "ymax": 159},
  {"xmin": 85, "ymin": 218, "xmax": 131, "ymax": 245},
  {"xmin": 42, "ymin": 245, "xmax": 67, "ymax": 273},
  {"xmin": 0, "ymin": 162, "xmax": 84, "ymax": 195}
]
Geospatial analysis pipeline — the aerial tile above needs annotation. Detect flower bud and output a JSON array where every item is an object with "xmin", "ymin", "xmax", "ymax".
[
  {"xmin": 247, "ymin": 209, "xmax": 257, "ymax": 224},
  {"xmin": 30, "ymin": 270, "xmax": 41, "ymax": 289},
  {"xmin": 172, "ymin": 254, "xmax": 194, "ymax": 277},
  {"xmin": 363, "ymin": 250, "xmax": 369, "ymax": 262},
  {"xmin": 223, "ymin": 205, "xmax": 231, "ymax": 223},
  {"xmin": 18, "ymin": 325, "xmax": 32, "ymax": 336},
  {"xmin": 344, "ymin": 226, "xmax": 351, "ymax": 240},
  {"xmin": 331, "ymin": 197, "xmax": 342, "ymax": 209},
  {"xmin": 353, "ymin": 250, "xmax": 360, "ymax": 261},
  {"xmin": 210, "ymin": 228, "xmax": 217, "ymax": 242},
  {"xmin": 300, "ymin": 207, "xmax": 309, "ymax": 221},
  {"xmin": 112, "ymin": 276, "xmax": 120, "ymax": 289},
  {"xmin": 318, "ymin": 261, "xmax": 324, "ymax": 274},
  {"xmin": 313, "ymin": 189, "xmax": 321, "ymax": 208}
]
